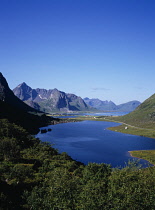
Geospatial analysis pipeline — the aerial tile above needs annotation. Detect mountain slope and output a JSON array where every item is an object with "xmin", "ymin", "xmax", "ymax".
[
  {"xmin": 13, "ymin": 83, "xmax": 94, "ymax": 113},
  {"xmin": 117, "ymin": 93, "xmax": 155, "ymax": 128},
  {"xmin": 0, "ymin": 73, "xmax": 40, "ymax": 113},
  {"xmin": 0, "ymin": 73, "xmax": 53, "ymax": 133}
]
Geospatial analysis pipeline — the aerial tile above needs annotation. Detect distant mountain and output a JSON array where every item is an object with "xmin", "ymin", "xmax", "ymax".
[
  {"xmin": 117, "ymin": 93, "xmax": 155, "ymax": 128},
  {"xmin": 83, "ymin": 97, "xmax": 117, "ymax": 111},
  {"xmin": 83, "ymin": 97, "xmax": 141, "ymax": 112},
  {"xmin": 0, "ymin": 73, "xmax": 53, "ymax": 133},
  {"xmin": 13, "ymin": 83, "xmax": 94, "ymax": 113}
]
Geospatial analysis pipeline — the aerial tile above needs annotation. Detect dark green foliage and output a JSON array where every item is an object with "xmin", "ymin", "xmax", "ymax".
[
  {"xmin": 82, "ymin": 162, "xmax": 111, "ymax": 183},
  {"xmin": 0, "ymin": 137, "xmax": 20, "ymax": 161},
  {"xmin": 28, "ymin": 169, "xmax": 81, "ymax": 209},
  {"xmin": 108, "ymin": 166, "xmax": 155, "ymax": 209},
  {"xmin": 79, "ymin": 163, "xmax": 111, "ymax": 209}
]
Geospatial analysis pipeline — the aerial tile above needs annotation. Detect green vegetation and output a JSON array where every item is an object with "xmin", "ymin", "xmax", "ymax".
[
  {"xmin": 1, "ymin": 118, "xmax": 155, "ymax": 209},
  {"xmin": 130, "ymin": 150, "xmax": 155, "ymax": 165},
  {"xmin": 113, "ymin": 93, "xmax": 155, "ymax": 129}
]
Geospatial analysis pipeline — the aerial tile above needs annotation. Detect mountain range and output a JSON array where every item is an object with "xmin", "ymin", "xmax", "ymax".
[
  {"xmin": 13, "ymin": 82, "xmax": 141, "ymax": 113},
  {"xmin": 13, "ymin": 83, "xmax": 95, "ymax": 113},
  {"xmin": 83, "ymin": 97, "xmax": 141, "ymax": 112}
]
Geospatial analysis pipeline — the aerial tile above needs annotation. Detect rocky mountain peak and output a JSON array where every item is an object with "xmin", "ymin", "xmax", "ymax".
[
  {"xmin": 13, "ymin": 83, "xmax": 93, "ymax": 113},
  {"xmin": 13, "ymin": 82, "xmax": 34, "ymax": 101},
  {"xmin": 17, "ymin": 82, "xmax": 32, "ymax": 91},
  {"xmin": 19, "ymin": 82, "xmax": 27, "ymax": 86}
]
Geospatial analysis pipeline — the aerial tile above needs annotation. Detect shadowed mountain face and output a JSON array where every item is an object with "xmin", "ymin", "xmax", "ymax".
[
  {"xmin": 0, "ymin": 72, "xmax": 52, "ymax": 133},
  {"xmin": 13, "ymin": 83, "xmax": 93, "ymax": 113},
  {"xmin": 83, "ymin": 97, "xmax": 141, "ymax": 112},
  {"xmin": 0, "ymin": 73, "xmax": 37, "ymax": 112}
]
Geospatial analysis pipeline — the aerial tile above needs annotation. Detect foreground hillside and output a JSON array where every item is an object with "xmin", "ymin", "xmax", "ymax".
[{"xmin": 1, "ymin": 119, "xmax": 155, "ymax": 209}]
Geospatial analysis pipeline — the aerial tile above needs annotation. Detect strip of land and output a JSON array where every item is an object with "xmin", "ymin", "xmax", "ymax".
[{"xmin": 129, "ymin": 150, "xmax": 155, "ymax": 166}]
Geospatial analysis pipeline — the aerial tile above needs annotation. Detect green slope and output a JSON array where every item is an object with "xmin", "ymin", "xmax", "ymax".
[{"xmin": 116, "ymin": 93, "xmax": 155, "ymax": 129}]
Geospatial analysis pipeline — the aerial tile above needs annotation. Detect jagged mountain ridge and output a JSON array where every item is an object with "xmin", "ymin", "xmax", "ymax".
[
  {"xmin": 13, "ymin": 83, "xmax": 94, "ymax": 113},
  {"xmin": 83, "ymin": 97, "xmax": 141, "ymax": 112}
]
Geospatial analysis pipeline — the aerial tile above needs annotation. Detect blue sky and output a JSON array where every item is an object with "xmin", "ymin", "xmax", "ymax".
[{"xmin": 0, "ymin": 0, "xmax": 155, "ymax": 104}]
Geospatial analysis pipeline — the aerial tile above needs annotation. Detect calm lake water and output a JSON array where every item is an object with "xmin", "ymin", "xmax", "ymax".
[{"xmin": 36, "ymin": 120, "xmax": 155, "ymax": 168}]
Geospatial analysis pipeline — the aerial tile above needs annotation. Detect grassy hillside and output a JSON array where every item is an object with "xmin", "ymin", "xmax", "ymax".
[{"xmin": 115, "ymin": 93, "xmax": 155, "ymax": 129}]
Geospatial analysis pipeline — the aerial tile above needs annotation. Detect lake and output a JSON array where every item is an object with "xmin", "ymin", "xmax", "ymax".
[
  {"xmin": 55, "ymin": 111, "xmax": 130, "ymax": 118},
  {"xmin": 36, "ymin": 120, "xmax": 155, "ymax": 168}
]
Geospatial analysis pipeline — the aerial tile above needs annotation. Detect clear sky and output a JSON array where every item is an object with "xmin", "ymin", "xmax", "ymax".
[{"xmin": 0, "ymin": 0, "xmax": 155, "ymax": 105}]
